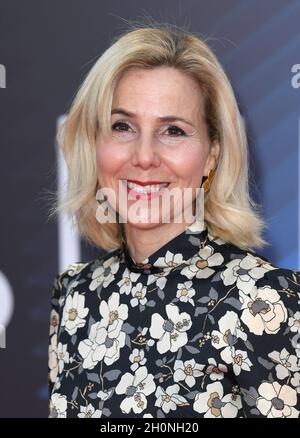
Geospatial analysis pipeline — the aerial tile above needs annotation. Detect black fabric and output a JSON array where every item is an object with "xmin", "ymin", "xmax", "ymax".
[{"xmin": 48, "ymin": 220, "xmax": 300, "ymax": 418}]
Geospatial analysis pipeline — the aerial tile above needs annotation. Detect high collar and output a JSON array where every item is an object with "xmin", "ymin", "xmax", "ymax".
[{"xmin": 120, "ymin": 219, "xmax": 209, "ymax": 275}]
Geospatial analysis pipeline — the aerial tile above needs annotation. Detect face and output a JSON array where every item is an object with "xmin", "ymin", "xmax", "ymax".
[{"xmin": 96, "ymin": 66, "xmax": 219, "ymax": 230}]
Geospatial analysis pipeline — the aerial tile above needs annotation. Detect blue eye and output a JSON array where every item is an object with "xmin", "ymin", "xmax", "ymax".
[{"xmin": 166, "ymin": 126, "xmax": 186, "ymax": 136}]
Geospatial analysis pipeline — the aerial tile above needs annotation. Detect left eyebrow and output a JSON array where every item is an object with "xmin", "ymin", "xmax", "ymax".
[{"xmin": 111, "ymin": 107, "xmax": 195, "ymax": 127}]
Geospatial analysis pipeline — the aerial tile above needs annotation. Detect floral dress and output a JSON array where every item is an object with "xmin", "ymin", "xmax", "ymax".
[{"xmin": 48, "ymin": 220, "xmax": 300, "ymax": 418}]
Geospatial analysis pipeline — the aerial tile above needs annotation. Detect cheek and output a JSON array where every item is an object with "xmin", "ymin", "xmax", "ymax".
[
  {"xmin": 96, "ymin": 142, "xmax": 121, "ymax": 180},
  {"xmin": 169, "ymin": 146, "xmax": 205, "ymax": 183}
]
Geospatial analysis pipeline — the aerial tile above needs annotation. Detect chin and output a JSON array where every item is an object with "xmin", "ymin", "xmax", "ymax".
[{"xmin": 125, "ymin": 217, "xmax": 165, "ymax": 230}]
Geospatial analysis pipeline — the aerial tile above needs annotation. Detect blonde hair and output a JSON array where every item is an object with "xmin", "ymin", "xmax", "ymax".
[{"xmin": 49, "ymin": 22, "xmax": 268, "ymax": 252}]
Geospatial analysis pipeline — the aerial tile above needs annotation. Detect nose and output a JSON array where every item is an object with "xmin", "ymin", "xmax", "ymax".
[{"xmin": 130, "ymin": 132, "xmax": 161, "ymax": 169}]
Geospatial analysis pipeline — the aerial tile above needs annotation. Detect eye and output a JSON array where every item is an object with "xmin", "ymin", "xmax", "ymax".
[
  {"xmin": 165, "ymin": 125, "xmax": 186, "ymax": 136},
  {"xmin": 111, "ymin": 121, "xmax": 132, "ymax": 132}
]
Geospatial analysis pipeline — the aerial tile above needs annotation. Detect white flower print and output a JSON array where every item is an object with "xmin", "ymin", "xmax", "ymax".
[
  {"xmin": 154, "ymin": 250, "xmax": 184, "ymax": 270},
  {"xmin": 97, "ymin": 389, "xmax": 113, "ymax": 401},
  {"xmin": 48, "ymin": 223, "xmax": 300, "ymax": 418},
  {"xmin": 49, "ymin": 309, "xmax": 59, "ymax": 336},
  {"xmin": 207, "ymin": 232, "xmax": 225, "ymax": 245},
  {"xmin": 115, "ymin": 366, "xmax": 156, "ymax": 414},
  {"xmin": 48, "ymin": 334, "xmax": 58, "ymax": 383},
  {"xmin": 78, "ymin": 320, "xmax": 126, "ymax": 369},
  {"xmin": 147, "ymin": 272, "xmax": 167, "ymax": 289},
  {"xmin": 176, "ymin": 281, "xmax": 196, "ymax": 305},
  {"xmin": 57, "ymin": 342, "xmax": 70, "ymax": 374},
  {"xmin": 180, "ymin": 245, "xmax": 224, "ymax": 280},
  {"xmin": 99, "ymin": 292, "xmax": 128, "ymax": 335},
  {"xmin": 288, "ymin": 311, "xmax": 300, "ymax": 333},
  {"xmin": 134, "ymin": 327, "xmax": 155, "ymax": 348},
  {"xmin": 77, "ymin": 403, "xmax": 102, "ymax": 418},
  {"xmin": 66, "ymin": 263, "xmax": 88, "ymax": 277},
  {"xmin": 268, "ymin": 348, "xmax": 299, "ymax": 380},
  {"xmin": 206, "ymin": 358, "xmax": 228, "ymax": 381},
  {"xmin": 49, "ymin": 393, "xmax": 67, "ymax": 418},
  {"xmin": 131, "ymin": 283, "xmax": 147, "ymax": 307},
  {"xmin": 53, "ymin": 379, "xmax": 61, "ymax": 392},
  {"xmin": 291, "ymin": 373, "xmax": 300, "ymax": 393},
  {"xmin": 173, "ymin": 359, "xmax": 204, "ymax": 387},
  {"xmin": 150, "ymin": 304, "xmax": 192, "ymax": 354},
  {"xmin": 61, "ymin": 291, "xmax": 89, "ymax": 336},
  {"xmin": 221, "ymin": 254, "xmax": 276, "ymax": 295},
  {"xmin": 211, "ymin": 310, "xmax": 247, "ymax": 352},
  {"xmin": 221, "ymin": 347, "xmax": 252, "ymax": 376},
  {"xmin": 240, "ymin": 285, "xmax": 287, "ymax": 335},
  {"xmin": 129, "ymin": 348, "xmax": 147, "ymax": 372},
  {"xmin": 256, "ymin": 381, "xmax": 299, "ymax": 418},
  {"xmin": 155, "ymin": 384, "xmax": 188, "ymax": 414},
  {"xmin": 89, "ymin": 257, "xmax": 119, "ymax": 291},
  {"xmin": 117, "ymin": 268, "xmax": 141, "ymax": 295},
  {"xmin": 78, "ymin": 293, "xmax": 128, "ymax": 369},
  {"xmin": 193, "ymin": 382, "xmax": 241, "ymax": 418}
]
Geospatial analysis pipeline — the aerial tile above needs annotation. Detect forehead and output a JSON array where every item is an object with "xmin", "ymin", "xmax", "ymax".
[{"xmin": 112, "ymin": 66, "xmax": 205, "ymax": 118}]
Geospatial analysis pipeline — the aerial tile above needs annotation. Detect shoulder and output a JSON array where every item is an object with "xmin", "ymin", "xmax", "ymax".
[
  {"xmin": 52, "ymin": 247, "xmax": 121, "ymax": 297},
  {"xmin": 220, "ymin": 247, "xmax": 300, "ymax": 348},
  {"xmin": 247, "ymin": 263, "xmax": 300, "ymax": 329},
  {"xmin": 215, "ymin": 237, "xmax": 299, "ymax": 299},
  {"xmin": 210, "ymin": 239, "xmax": 300, "ymax": 332},
  {"xmin": 237, "ymin": 248, "xmax": 300, "ymax": 314},
  {"xmin": 252, "ymin": 244, "xmax": 298, "ymax": 306}
]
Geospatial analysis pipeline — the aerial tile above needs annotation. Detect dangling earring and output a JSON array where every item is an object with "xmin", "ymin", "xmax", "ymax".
[
  {"xmin": 95, "ymin": 185, "xmax": 110, "ymax": 223},
  {"xmin": 201, "ymin": 169, "xmax": 215, "ymax": 192},
  {"xmin": 95, "ymin": 186, "xmax": 107, "ymax": 205},
  {"xmin": 95, "ymin": 186, "xmax": 118, "ymax": 224}
]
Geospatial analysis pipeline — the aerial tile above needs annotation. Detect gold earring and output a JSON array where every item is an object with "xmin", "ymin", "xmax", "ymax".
[{"xmin": 201, "ymin": 169, "xmax": 215, "ymax": 192}]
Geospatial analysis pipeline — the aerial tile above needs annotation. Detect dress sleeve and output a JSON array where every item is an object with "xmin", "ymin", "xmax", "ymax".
[
  {"xmin": 48, "ymin": 273, "xmax": 63, "ymax": 399},
  {"xmin": 236, "ymin": 267, "xmax": 300, "ymax": 418}
]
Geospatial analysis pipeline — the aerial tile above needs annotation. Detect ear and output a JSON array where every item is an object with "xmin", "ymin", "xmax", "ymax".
[{"xmin": 203, "ymin": 140, "xmax": 220, "ymax": 176}]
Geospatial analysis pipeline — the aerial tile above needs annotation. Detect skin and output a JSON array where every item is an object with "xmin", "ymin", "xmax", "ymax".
[{"xmin": 96, "ymin": 66, "xmax": 219, "ymax": 263}]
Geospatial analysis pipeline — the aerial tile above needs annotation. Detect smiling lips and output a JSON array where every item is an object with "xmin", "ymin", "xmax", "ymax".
[
  {"xmin": 122, "ymin": 179, "xmax": 170, "ymax": 196},
  {"xmin": 126, "ymin": 179, "xmax": 170, "ymax": 186}
]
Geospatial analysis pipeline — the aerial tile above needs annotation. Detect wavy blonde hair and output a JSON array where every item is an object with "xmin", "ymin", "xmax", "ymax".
[{"xmin": 50, "ymin": 22, "xmax": 268, "ymax": 252}]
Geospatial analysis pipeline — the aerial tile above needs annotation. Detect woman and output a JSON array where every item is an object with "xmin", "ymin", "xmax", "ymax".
[{"xmin": 48, "ymin": 24, "xmax": 300, "ymax": 418}]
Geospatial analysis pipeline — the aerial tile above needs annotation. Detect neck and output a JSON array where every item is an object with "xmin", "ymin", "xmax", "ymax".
[{"xmin": 123, "ymin": 220, "xmax": 195, "ymax": 264}]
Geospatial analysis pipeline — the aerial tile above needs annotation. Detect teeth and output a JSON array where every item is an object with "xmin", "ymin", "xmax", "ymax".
[{"xmin": 127, "ymin": 181, "xmax": 169, "ymax": 193}]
